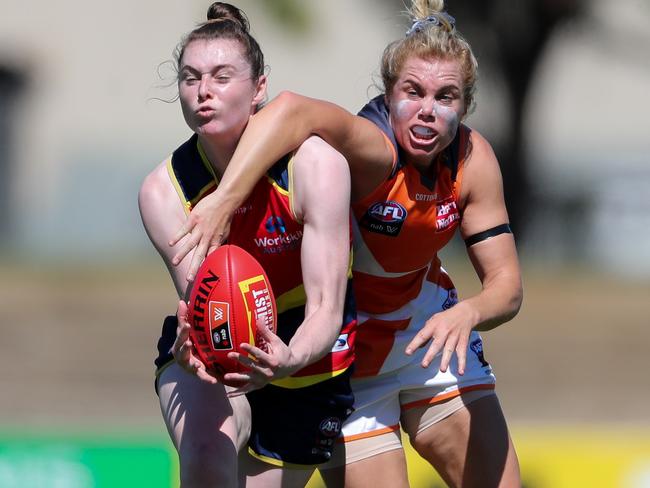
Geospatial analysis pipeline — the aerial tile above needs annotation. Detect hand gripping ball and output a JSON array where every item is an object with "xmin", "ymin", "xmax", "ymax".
[{"xmin": 187, "ymin": 245, "xmax": 277, "ymax": 384}]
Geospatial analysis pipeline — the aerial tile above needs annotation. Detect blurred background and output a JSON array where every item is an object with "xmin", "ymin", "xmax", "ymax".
[{"xmin": 0, "ymin": 0, "xmax": 649, "ymax": 486}]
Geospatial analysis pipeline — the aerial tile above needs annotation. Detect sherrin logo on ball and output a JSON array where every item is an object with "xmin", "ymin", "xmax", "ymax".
[{"xmin": 187, "ymin": 245, "xmax": 277, "ymax": 385}]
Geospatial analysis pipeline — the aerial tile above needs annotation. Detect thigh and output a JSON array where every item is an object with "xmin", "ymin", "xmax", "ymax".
[
  {"xmin": 239, "ymin": 452, "xmax": 315, "ymax": 488},
  {"xmin": 319, "ymin": 433, "xmax": 409, "ymax": 488},
  {"xmin": 401, "ymin": 388, "xmax": 494, "ymax": 437},
  {"xmin": 318, "ymin": 372, "xmax": 410, "ymax": 487},
  {"xmin": 157, "ymin": 362, "xmax": 251, "ymax": 456},
  {"xmin": 403, "ymin": 395, "xmax": 520, "ymax": 488}
]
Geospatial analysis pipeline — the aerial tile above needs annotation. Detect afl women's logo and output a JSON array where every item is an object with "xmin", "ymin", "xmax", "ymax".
[{"xmin": 361, "ymin": 201, "xmax": 407, "ymax": 237}]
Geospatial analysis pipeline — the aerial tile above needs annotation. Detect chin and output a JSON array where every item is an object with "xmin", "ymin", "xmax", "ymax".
[
  {"xmin": 407, "ymin": 142, "xmax": 436, "ymax": 157},
  {"xmin": 194, "ymin": 121, "xmax": 226, "ymax": 137}
]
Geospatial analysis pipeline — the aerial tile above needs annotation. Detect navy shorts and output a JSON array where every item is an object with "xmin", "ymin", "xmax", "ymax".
[
  {"xmin": 154, "ymin": 314, "xmax": 355, "ymax": 466},
  {"xmin": 246, "ymin": 367, "xmax": 355, "ymax": 467},
  {"xmin": 154, "ymin": 314, "xmax": 177, "ymax": 377}
]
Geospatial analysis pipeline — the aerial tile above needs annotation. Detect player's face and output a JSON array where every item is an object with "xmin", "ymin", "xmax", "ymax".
[
  {"xmin": 178, "ymin": 38, "xmax": 266, "ymax": 140},
  {"xmin": 387, "ymin": 56, "xmax": 466, "ymax": 173}
]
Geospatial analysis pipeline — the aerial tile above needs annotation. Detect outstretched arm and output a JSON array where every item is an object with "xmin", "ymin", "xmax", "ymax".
[
  {"xmin": 138, "ymin": 163, "xmax": 215, "ymax": 382},
  {"xmin": 171, "ymin": 91, "xmax": 393, "ymax": 281},
  {"xmin": 223, "ymin": 137, "xmax": 352, "ymax": 394},
  {"xmin": 405, "ymin": 130, "xmax": 523, "ymax": 375}
]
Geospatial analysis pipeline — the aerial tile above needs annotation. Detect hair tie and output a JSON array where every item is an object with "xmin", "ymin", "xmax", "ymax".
[{"xmin": 405, "ymin": 12, "xmax": 456, "ymax": 37}]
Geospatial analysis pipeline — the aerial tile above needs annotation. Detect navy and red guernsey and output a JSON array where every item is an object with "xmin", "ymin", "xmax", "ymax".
[{"xmin": 167, "ymin": 134, "xmax": 357, "ymax": 388}]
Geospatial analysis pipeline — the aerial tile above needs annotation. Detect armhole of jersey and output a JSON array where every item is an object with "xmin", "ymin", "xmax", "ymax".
[
  {"xmin": 453, "ymin": 126, "xmax": 470, "ymax": 206},
  {"xmin": 166, "ymin": 157, "xmax": 192, "ymax": 216},
  {"xmin": 382, "ymin": 131, "xmax": 399, "ymax": 179},
  {"xmin": 286, "ymin": 154, "xmax": 302, "ymax": 224}
]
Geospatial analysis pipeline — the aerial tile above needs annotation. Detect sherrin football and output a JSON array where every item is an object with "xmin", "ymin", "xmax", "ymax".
[{"xmin": 187, "ymin": 245, "xmax": 277, "ymax": 384}]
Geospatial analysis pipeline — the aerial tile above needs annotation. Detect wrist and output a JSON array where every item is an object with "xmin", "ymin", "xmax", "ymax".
[
  {"xmin": 455, "ymin": 299, "xmax": 481, "ymax": 329},
  {"xmin": 215, "ymin": 181, "xmax": 246, "ymax": 211}
]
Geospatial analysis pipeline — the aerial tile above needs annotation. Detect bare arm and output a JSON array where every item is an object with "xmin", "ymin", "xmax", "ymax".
[
  {"xmin": 458, "ymin": 130, "xmax": 523, "ymax": 330},
  {"xmin": 171, "ymin": 91, "xmax": 393, "ymax": 281},
  {"xmin": 138, "ymin": 161, "xmax": 193, "ymax": 297},
  {"xmin": 138, "ymin": 164, "xmax": 217, "ymax": 383},
  {"xmin": 223, "ymin": 137, "xmax": 352, "ymax": 393},
  {"xmin": 286, "ymin": 137, "xmax": 352, "ymax": 366},
  {"xmin": 406, "ymin": 130, "xmax": 523, "ymax": 374}
]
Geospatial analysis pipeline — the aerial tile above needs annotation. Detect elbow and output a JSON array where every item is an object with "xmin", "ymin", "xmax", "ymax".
[
  {"xmin": 505, "ymin": 282, "xmax": 523, "ymax": 322},
  {"xmin": 273, "ymin": 91, "xmax": 302, "ymax": 116}
]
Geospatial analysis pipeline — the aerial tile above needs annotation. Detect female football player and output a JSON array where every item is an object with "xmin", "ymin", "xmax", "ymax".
[
  {"xmin": 138, "ymin": 3, "xmax": 356, "ymax": 486},
  {"xmin": 169, "ymin": 1, "xmax": 523, "ymax": 486}
]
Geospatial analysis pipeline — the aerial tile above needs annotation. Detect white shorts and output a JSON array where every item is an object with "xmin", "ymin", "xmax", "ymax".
[{"xmin": 322, "ymin": 331, "xmax": 496, "ymax": 466}]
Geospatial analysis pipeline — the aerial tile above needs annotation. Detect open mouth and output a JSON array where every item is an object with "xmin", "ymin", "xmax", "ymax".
[{"xmin": 411, "ymin": 125, "xmax": 436, "ymax": 142}]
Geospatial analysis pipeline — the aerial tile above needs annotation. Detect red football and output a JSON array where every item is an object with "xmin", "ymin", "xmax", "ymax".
[{"xmin": 187, "ymin": 245, "xmax": 277, "ymax": 384}]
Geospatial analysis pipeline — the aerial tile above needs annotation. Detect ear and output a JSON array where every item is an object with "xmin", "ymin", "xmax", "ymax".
[{"xmin": 252, "ymin": 75, "xmax": 268, "ymax": 110}]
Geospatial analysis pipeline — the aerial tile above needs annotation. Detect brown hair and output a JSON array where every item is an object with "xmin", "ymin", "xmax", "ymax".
[
  {"xmin": 381, "ymin": 0, "xmax": 478, "ymax": 116},
  {"xmin": 175, "ymin": 2, "xmax": 265, "ymax": 81}
]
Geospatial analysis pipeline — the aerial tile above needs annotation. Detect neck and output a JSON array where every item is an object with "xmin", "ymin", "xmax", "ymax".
[
  {"xmin": 407, "ymin": 154, "xmax": 438, "ymax": 179},
  {"xmin": 197, "ymin": 133, "xmax": 239, "ymax": 180}
]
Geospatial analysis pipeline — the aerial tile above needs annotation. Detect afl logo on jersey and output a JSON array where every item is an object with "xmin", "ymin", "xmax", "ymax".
[
  {"xmin": 368, "ymin": 201, "xmax": 407, "ymax": 223},
  {"xmin": 360, "ymin": 201, "xmax": 407, "ymax": 237}
]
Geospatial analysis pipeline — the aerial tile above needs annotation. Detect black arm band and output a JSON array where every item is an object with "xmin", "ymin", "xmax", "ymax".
[{"xmin": 464, "ymin": 223, "xmax": 512, "ymax": 248}]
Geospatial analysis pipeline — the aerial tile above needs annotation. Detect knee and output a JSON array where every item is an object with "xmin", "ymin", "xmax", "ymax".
[{"xmin": 178, "ymin": 441, "xmax": 238, "ymax": 487}]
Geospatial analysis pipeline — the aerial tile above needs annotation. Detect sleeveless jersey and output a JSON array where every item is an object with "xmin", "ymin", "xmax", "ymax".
[
  {"xmin": 351, "ymin": 96, "xmax": 470, "ymax": 377},
  {"xmin": 167, "ymin": 134, "xmax": 357, "ymax": 388}
]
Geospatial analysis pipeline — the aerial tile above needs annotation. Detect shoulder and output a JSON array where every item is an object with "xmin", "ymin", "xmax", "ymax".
[
  {"xmin": 457, "ymin": 126, "xmax": 506, "ymax": 211},
  {"xmin": 465, "ymin": 126, "xmax": 495, "ymax": 159},
  {"xmin": 295, "ymin": 135, "xmax": 344, "ymax": 158},
  {"xmin": 293, "ymin": 136, "xmax": 348, "ymax": 177},
  {"xmin": 291, "ymin": 136, "xmax": 350, "ymax": 220},
  {"xmin": 138, "ymin": 157, "xmax": 186, "ymax": 236},
  {"xmin": 459, "ymin": 125, "xmax": 498, "ymax": 178},
  {"xmin": 139, "ymin": 160, "xmax": 173, "ymax": 215}
]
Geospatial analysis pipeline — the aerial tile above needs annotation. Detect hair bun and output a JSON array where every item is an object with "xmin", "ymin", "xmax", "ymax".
[{"xmin": 206, "ymin": 2, "xmax": 250, "ymax": 32}]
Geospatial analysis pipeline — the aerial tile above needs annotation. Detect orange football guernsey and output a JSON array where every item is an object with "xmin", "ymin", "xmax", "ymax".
[
  {"xmin": 351, "ymin": 95, "xmax": 471, "ymax": 378},
  {"xmin": 167, "ymin": 134, "xmax": 357, "ymax": 388}
]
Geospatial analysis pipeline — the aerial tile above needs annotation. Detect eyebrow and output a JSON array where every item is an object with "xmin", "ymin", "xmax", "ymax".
[
  {"xmin": 401, "ymin": 78, "xmax": 461, "ymax": 93},
  {"xmin": 437, "ymin": 84, "xmax": 461, "ymax": 93},
  {"xmin": 180, "ymin": 64, "xmax": 237, "ymax": 75}
]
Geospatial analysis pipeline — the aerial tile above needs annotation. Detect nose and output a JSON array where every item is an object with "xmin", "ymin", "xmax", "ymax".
[
  {"xmin": 197, "ymin": 74, "xmax": 212, "ymax": 101},
  {"xmin": 419, "ymin": 98, "xmax": 435, "ymax": 118}
]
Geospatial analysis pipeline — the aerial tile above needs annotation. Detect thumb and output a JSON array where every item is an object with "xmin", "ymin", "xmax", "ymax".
[
  {"xmin": 177, "ymin": 300, "xmax": 188, "ymax": 320},
  {"xmin": 256, "ymin": 316, "xmax": 277, "ymax": 337},
  {"xmin": 176, "ymin": 301, "xmax": 191, "ymax": 332},
  {"xmin": 255, "ymin": 315, "xmax": 278, "ymax": 351}
]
